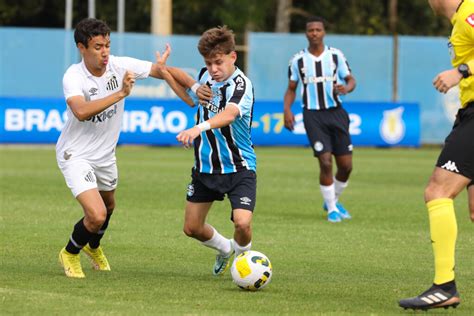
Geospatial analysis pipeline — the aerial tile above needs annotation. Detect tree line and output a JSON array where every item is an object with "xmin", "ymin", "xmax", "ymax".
[{"xmin": 1, "ymin": 0, "xmax": 451, "ymax": 38}]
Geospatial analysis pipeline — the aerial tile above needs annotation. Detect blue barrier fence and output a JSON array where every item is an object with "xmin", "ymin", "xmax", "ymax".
[
  {"xmin": 0, "ymin": 27, "xmax": 453, "ymax": 144},
  {"xmin": 0, "ymin": 97, "xmax": 419, "ymax": 147}
]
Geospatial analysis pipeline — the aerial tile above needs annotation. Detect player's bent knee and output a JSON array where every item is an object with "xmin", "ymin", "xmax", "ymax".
[
  {"xmin": 183, "ymin": 224, "xmax": 202, "ymax": 238},
  {"xmin": 233, "ymin": 219, "xmax": 251, "ymax": 235},
  {"xmin": 424, "ymin": 183, "xmax": 453, "ymax": 202},
  {"xmin": 85, "ymin": 210, "xmax": 107, "ymax": 231}
]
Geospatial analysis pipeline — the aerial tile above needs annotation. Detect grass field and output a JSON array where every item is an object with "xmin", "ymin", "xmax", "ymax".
[{"xmin": 1, "ymin": 146, "xmax": 473, "ymax": 315}]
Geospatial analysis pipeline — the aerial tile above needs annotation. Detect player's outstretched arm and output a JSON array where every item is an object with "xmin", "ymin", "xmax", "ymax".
[
  {"xmin": 176, "ymin": 103, "xmax": 240, "ymax": 148},
  {"xmin": 166, "ymin": 67, "xmax": 212, "ymax": 102},
  {"xmin": 150, "ymin": 44, "xmax": 194, "ymax": 106},
  {"xmin": 67, "ymin": 71, "xmax": 135, "ymax": 121}
]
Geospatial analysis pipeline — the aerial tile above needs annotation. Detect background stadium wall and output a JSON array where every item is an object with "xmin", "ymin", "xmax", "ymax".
[{"xmin": 0, "ymin": 28, "xmax": 452, "ymax": 144}]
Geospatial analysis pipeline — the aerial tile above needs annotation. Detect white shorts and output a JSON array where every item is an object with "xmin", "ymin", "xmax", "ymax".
[{"xmin": 58, "ymin": 159, "xmax": 118, "ymax": 197}]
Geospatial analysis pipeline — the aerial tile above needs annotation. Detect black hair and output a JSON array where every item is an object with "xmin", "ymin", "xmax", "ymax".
[
  {"xmin": 306, "ymin": 16, "xmax": 327, "ymax": 28},
  {"xmin": 74, "ymin": 18, "xmax": 111, "ymax": 48}
]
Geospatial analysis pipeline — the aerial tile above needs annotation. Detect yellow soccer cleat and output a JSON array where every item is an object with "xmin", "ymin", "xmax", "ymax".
[
  {"xmin": 59, "ymin": 248, "xmax": 85, "ymax": 278},
  {"xmin": 82, "ymin": 245, "xmax": 111, "ymax": 271}
]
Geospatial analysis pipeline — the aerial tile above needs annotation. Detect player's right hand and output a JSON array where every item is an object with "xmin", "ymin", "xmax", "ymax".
[
  {"xmin": 122, "ymin": 71, "xmax": 136, "ymax": 96},
  {"xmin": 176, "ymin": 126, "xmax": 201, "ymax": 149},
  {"xmin": 284, "ymin": 110, "xmax": 295, "ymax": 131}
]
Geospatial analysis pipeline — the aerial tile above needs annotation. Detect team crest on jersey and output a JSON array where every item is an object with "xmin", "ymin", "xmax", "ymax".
[
  {"xmin": 106, "ymin": 75, "xmax": 119, "ymax": 91},
  {"xmin": 200, "ymin": 86, "xmax": 224, "ymax": 113},
  {"xmin": 466, "ymin": 14, "xmax": 474, "ymax": 27}
]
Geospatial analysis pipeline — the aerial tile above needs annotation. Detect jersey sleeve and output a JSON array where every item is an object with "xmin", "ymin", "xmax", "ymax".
[
  {"xmin": 458, "ymin": 9, "xmax": 474, "ymax": 70},
  {"xmin": 63, "ymin": 69, "xmax": 85, "ymax": 100},
  {"xmin": 335, "ymin": 50, "xmax": 351, "ymax": 80},
  {"xmin": 186, "ymin": 67, "xmax": 208, "ymax": 105},
  {"xmin": 113, "ymin": 56, "xmax": 152, "ymax": 80},
  {"xmin": 288, "ymin": 57, "xmax": 300, "ymax": 82},
  {"xmin": 227, "ymin": 75, "xmax": 253, "ymax": 117}
]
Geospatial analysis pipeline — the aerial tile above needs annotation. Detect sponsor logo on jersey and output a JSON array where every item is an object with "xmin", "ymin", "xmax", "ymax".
[
  {"xmin": 202, "ymin": 87, "xmax": 224, "ymax": 113},
  {"xmin": 106, "ymin": 75, "xmax": 119, "ymax": 91},
  {"xmin": 89, "ymin": 87, "xmax": 98, "ymax": 97},
  {"xmin": 240, "ymin": 196, "xmax": 252, "ymax": 205},
  {"xmin": 466, "ymin": 14, "xmax": 474, "ymax": 27},
  {"xmin": 441, "ymin": 160, "xmax": 459, "ymax": 173},
  {"xmin": 303, "ymin": 75, "xmax": 336, "ymax": 84},
  {"xmin": 86, "ymin": 104, "xmax": 117, "ymax": 123}
]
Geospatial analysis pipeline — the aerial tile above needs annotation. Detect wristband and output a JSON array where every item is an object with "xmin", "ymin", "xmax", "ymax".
[
  {"xmin": 191, "ymin": 83, "xmax": 201, "ymax": 94},
  {"xmin": 197, "ymin": 121, "xmax": 211, "ymax": 132}
]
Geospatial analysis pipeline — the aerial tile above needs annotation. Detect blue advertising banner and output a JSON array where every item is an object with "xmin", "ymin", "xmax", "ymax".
[{"xmin": 0, "ymin": 97, "xmax": 419, "ymax": 147}]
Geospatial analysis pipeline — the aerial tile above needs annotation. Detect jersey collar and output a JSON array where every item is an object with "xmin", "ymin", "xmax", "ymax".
[
  {"xmin": 80, "ymin": 58, "xmax": 111, "ymax": 78},
  {"xmin": 306, "ymin": 46, "xmax": 328, "ymax": 60}
]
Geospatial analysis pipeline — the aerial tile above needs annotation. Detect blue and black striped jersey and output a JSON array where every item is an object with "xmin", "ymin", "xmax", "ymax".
[
  {"xmin": 190, "ymin": 67, "xmax": 256, "ymax": 174},
  {"xmin": 288, "ymin": 46, "xmax": 351, "ymax": 110}
]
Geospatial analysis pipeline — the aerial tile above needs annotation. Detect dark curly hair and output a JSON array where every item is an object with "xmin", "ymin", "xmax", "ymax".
[
  {"xmin": 306, "ymin": 16, "xmax": 327, "ymax": 29},
  {"xmin": 74, "ymin": 18, "xmax": 111, "ymax": 48}
]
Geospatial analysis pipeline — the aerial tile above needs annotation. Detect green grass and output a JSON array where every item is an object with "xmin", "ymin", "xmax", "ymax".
[{"xmin": 0, "ymin": 146, "xmax": 473, "ymax": 315}]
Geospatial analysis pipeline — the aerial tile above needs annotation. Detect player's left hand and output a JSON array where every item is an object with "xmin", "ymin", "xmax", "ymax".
[
  {"xmin": 155, "ymin": 44, "xmax": 171, "ymax": 77},
  {"xmin": 176, "ymin": 126, "xmax": 201, "ymax": 149},
  {"xmin": 433, "ymin": 69, "xmax": 462, "ymax": 94},
  {"xmin": 334, "ymin": 84, "xmax": 348, "ymax": 95}
]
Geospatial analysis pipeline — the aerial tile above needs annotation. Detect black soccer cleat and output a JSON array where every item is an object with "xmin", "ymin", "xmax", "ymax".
[{"xmin": 399, "ymin": 285, "xmax": 460, "ymax": 311}]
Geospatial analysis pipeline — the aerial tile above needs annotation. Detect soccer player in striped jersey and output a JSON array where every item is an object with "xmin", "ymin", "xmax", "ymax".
[
  {"xmin": 399, "ymin": 0, "xmax": 474, "ymax": 310},
  {"xmin": 283, "ymin": 16, "xmax": 356, "ymax": 223},
  {"xmin": 161, "ymin": 26, "xmax": 257, "ymax": 276}
]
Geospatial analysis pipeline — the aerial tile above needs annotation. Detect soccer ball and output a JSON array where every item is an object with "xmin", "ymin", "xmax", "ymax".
[{"xmin": 231, "ymin": 250, "xmax": 272, "ymax": 291}]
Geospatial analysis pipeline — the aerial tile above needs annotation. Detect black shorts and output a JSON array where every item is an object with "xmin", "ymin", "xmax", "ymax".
[
  {"xmin": 186, "ymin": 168, "xmax": 257, "ymax": 212},
  {"xmin": 436, "ymin": 103, "xmax": 474, "ymax": 180},
  {"xmin": 303, "ymin": 107, "xmax": 353, "ymax": 157}
]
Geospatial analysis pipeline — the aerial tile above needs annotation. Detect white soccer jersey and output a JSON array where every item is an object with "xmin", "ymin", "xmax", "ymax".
[{"xmin": 56, "ymin": 55, "xmax": 151, "ymax": 163}]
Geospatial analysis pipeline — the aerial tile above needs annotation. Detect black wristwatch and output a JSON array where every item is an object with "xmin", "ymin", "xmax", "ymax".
[{"xmin": 458, "ymin": 63, "xmax": 470, "ymax": 78}]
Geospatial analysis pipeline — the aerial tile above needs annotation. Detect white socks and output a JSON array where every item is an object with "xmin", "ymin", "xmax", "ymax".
[
  {"xmin": 334, "ymin": 178, "xmax": 348, "ymax": 202},
  {"xmin": 201, "ymin": 227, "xmax": 232, "ymax": 256},
  {"xmin": 320, "ymin": 183, "xmax": 337, "ymax": 212},
  {"xmin": 233, "ymin": 241, "xmax": 251, "ymax": 257}
]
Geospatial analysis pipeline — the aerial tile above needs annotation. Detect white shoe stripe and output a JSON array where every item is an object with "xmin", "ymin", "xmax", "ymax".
[
  {"xmin": 421, "ymin": 297, "xmax": 434, "ymax": 304},
  {"xmin": 427, "ymin": 294, "xmax": 441, "ymax": 303},
  {"xmin": 434, "ymin": 292, "xmax": 448, "ymax": 300},
  {"xmin": 70, "ymin": 236, "xmax": 82, "ymax": 248}
]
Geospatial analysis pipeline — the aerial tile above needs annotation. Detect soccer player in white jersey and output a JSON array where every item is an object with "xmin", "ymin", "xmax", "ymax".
[
  {"xmin": 57, "ymin": 18, "xmax": 196, "ymax": 278},
  {"xmin": 283, "ymin": 16, "xmax": 356, "ymax": 223}
]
